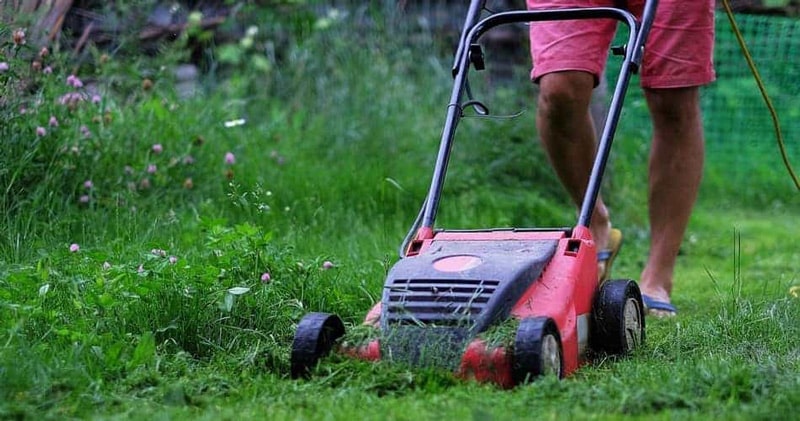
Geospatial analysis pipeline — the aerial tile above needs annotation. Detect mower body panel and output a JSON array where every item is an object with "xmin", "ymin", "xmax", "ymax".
[{"xmin": 348, "ymin": 226, "xmax": 598, "ymax": 388}]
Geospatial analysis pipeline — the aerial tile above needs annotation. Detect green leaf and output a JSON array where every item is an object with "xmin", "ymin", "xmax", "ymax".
[
  {"xmin": 227, "ymin": 286, "xmax": 250, "ymax": 295},
  {"xmin": 220, "ymin": 293, "xmax": 235, "ymax": 313},
  {"xmin": 129, "ymin": 332, "xmax": 156, "ymax": 369}
]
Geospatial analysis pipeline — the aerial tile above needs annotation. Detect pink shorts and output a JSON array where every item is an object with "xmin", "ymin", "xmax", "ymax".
[{"xmin": 527, "ymin": 0, "xmax": 716, "ymax": 88}]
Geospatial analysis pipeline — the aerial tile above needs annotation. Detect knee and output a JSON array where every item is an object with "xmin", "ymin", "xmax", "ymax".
[
  {"xmin": 645, "ymin": 87, "xmax": 701, "ymax": 124},
  {"xmin": 537, "ymin": 72, "xmax": 594, "ymax": 118}
]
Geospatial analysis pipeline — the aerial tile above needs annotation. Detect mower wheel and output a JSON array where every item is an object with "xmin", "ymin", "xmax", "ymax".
[
  {"xmin": 591, "ymin": 279, "xmax": 645, "ymax": 356},
  {"xmin": 290, "ymin": 312, "xmax": 345, "ymax": 379},
  {"xmin": 512, "ymin": 317, "xmax": 563, "ymax": 384}
]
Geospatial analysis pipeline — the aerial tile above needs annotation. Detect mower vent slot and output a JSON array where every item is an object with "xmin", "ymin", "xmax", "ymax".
[{"xmin": 385, "ymin": 278, "xmax": 498, "ymax": 327}]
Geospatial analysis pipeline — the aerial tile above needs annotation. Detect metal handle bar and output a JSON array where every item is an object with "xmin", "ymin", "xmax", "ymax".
[{"xmin": 402, "ymin": 1, "xmax": 659, "ymax": 256}]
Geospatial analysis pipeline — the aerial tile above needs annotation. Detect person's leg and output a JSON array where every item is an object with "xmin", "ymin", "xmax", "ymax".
[
  {"xmin": 527, "ymin": 0, "xmax": 617, "ymax": 255},
  {"xmin": 536, "ymin": 71, "xmax": 612, "ymax": 252},
  {"xmin": 639, "ymin": 86, "xmax": 705, "ymax": 315},
  {"xmin": 631, "ymin": 0, "xmax": 714, "ymax": 315}
]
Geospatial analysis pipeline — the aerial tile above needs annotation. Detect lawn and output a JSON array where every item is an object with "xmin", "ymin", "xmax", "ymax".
[{"xmin": 1, "ymin": 4, "xmax": 799, "ymax": 420}]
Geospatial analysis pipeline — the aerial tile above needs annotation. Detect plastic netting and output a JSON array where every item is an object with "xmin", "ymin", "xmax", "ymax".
[{"xmin": 609, "ymin": 12, "xmax": 800, "ymax": 195}]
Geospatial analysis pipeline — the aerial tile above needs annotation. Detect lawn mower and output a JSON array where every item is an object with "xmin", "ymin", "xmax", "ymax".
[{"xmin": 290, "ymin": 0, "xmax": 656, "ymax": 388}]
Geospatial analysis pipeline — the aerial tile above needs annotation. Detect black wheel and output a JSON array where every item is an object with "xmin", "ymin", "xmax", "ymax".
[
  {"xmin": 290, "ymin": 312, "xmax": 345, "ymax": 379},
  {"xmin": 591, "ymin": 279, "xmax": 645, "ymax": 356},
  {"xmin": 512, "ymin": 317, "xmax": 563, "ymax": 384}
]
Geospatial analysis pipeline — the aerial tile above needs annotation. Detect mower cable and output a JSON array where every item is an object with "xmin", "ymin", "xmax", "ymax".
[{"xmin": 721, "ymin": 0, "xmax": 800, "ymax": 190}]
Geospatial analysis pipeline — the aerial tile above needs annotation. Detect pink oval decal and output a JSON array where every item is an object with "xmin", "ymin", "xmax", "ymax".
[{"xmin": 432, "ymin": 255, "xmax": 483, "ymax": 272}]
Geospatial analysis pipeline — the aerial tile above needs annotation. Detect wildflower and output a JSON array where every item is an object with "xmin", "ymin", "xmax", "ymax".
[
  {"xmin": 183, "ymin": 177, "xmax": 194, "ymax": 189},
  {"xmin": 78, "ymin": 195, "xmax": 90, "ymax": 203},
  {"xmin": 91, "ymin": 94, "xmax": 101, "ymax": 104},
  {"xmin": 39, "ymin": 47, "xmax": 49, "ymax": 58},
  {"xmin": 169, "ymin": 256, "xmax": 178, "ymax": 264},
  {"xmin": 36, "ymin": 126, "xmax": 46, "ymax": 136},
  {"xmin": 31, "ymin": 61, "xmax": 41, "ymax": 72},
  {"xmin": 43, "ymin": 66, "xmax": 52, "ymax": 74},
  {"xmin": 49, "ymin": 116, "xmax": 58, "ymax": 127},
  {"xmin": 137, "ymin": 264, "xmax": 145, "ymax": 274},
  {"xmin": 0, "ymin": 62, "xmax": 8, "ymax": 72},
  {"xmin": 12, "ymin": 29, "xmax": 25, "ymax": 45},
  {"xmin": 69, "ymin": 243, "xmax": 80, "ymax": 253},
  {"xmin": 182, "ymin": 155, "xmax": 195, "ymax": 165},
  {"xmin": 80, "ymin": 125, "xmax": 91, "ymax": 138},
  {"xmin": 59, "ymin": 92, "xmax": 84, "ymax": 107},
  {"xmin": 139, "ymin": 178, "xmax": 151, "ymax": 190},
  {"xmin": 151, "ymin": 249, "xmax": 167, "ymax": 257},
  {"xmin": 224, "ymin": 119, "xmax": 246, "ymax": 128},
  {"xmin": 224, "ymin": 152, "xmax": 236, "ymax": 165},
  {"xmin": 102, "ymin": 261, "xmax": 111, "ymax": 270},
  {"xmin": 124, "ymin": 165, "xmax": 134, "ymax": 175},
  {"xmin": 146, "ymin": 164, "xmax": 157, "ymax": 174},
  {"xmin": 66, "ymin": 74, "xmax": 84, "ymax": 88},
  {"xmin": 261, "ymin": 272, "xmax": 271, "ymax": 283},
  {"xmin": 322, "ymin": 261, "xmax": 334, "ymax": 270},
  {"xmin": 152, "ymin": 144, "xmax": 163, "ymax": 154},
  {"xmin": 83, "ymin": 180, "xmax": 93, "ymax": 189}
]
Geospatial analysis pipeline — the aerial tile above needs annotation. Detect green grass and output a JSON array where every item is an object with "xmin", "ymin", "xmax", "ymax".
[{"xmin": 2, "ymin": 7, "xmax": 800, "ymax": 420}]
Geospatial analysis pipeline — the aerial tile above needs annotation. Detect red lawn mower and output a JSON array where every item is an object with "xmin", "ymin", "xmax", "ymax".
[{"xmin": 291, "ymin": 0, "xmax": 657, "ymax": 388}]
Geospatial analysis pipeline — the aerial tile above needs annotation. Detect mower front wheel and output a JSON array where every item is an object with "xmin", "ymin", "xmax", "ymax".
[
  {"xmin": 512, "ymin": 317, "xmax": 563, "ymax": 384},
  {"xmin": 290, "ymin": 312, "xmax": 345, "ymax": 379},
  {"xmin": 591, "ymin": 279, "xmax": 645, "ymax": 356}
]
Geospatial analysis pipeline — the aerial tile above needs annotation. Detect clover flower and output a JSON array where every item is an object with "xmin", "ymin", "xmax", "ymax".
[
  {"xmin": 66, "ymin": 74, "xmax": 84, "ymax": 88},
  {"xmin": 12, "ymin": 29, "xmax": 25, "ymax": 46},
  {"xmin": 224, "ymin": 152, "xmax": 236, "ymax": 165}
]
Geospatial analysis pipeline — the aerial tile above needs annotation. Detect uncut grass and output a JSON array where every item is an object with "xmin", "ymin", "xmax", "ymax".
[{"xmin": 2, "ymin": 9, "xmax": 800, "ymax": 421}]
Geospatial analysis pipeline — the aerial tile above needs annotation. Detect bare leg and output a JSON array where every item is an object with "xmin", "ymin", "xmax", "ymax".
[
  {"xmin": 640, "ymin": 87, "xmax": 705, "ymax": 316},
  {"xmin": 536, "ymin": 71, "xmax": 611, "ymax": 250}
]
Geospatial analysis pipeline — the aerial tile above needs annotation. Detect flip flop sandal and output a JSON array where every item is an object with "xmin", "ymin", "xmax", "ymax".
[
  {"xmin": 597, "ymin": 228, "xmax": 622, "ymax": 283},
  {"xmin": 642, "ymin": 294, "xmax": 678, "ymax": 317}
]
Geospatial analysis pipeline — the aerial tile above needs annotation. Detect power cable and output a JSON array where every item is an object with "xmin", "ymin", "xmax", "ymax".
[{"xmin": 720, "ymin": 0, "xmax": 800, "ymax": 191}]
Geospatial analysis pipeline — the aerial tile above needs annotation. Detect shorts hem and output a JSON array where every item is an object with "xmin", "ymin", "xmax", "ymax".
[
  {"xmin": 640, "ymin": 72, "xmax": 716, "ymax": 89},
  {"xmin": 531, "ymin": 62, "xmax": 602, "ymax": 85}
]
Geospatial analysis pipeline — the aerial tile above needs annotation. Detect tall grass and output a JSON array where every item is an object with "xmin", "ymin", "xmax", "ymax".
[{"xmin": 1, "ymin": 4, "xmax": 798, "ymax": 419}]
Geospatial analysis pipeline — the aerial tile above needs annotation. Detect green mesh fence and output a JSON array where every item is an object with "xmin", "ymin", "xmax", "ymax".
[{"xmin": 609, "ymin": 12, "xmax": 800, "ymax": 197}]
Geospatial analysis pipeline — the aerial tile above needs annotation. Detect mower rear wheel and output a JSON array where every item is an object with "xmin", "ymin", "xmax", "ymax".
[
  {"xmin": 290, "ymin": 312, "xmax": 345, "ymax": 379},
  {"xmin": 591, "ymin": 279, "xmax": 645, "ymax": 356},
  {"xmin": 512, "ymin": 317, "xmax": 563, "ymax": 384}
]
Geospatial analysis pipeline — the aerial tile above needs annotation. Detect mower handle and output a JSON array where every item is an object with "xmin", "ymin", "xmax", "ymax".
[{"xmin": 402, "ymin": 0, "xmax": 659, "ymax": 257}]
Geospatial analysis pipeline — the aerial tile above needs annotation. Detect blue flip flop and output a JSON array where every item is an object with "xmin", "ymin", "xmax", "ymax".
[{"xmin": 642, "ymin": 294, "xmax": 677, "ymax": 316}]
